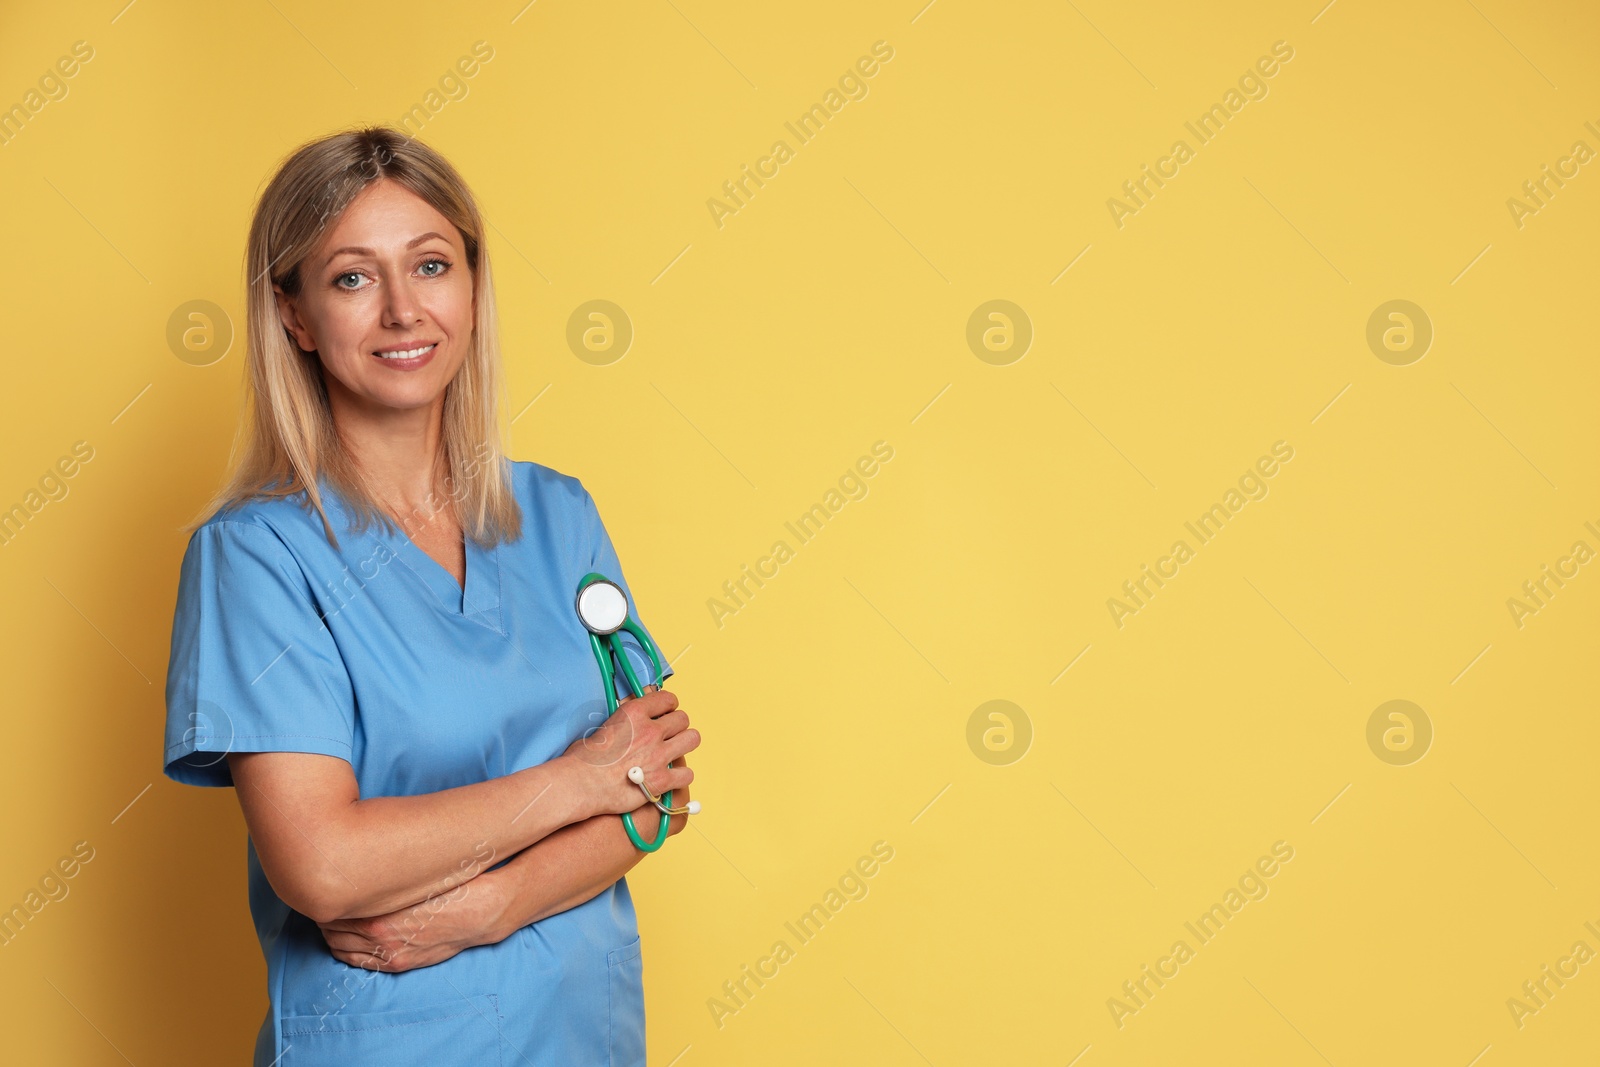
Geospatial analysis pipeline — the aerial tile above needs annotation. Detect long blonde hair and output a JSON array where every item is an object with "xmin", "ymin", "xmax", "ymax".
[{"xmin": 187, "ymin": 125, "xmax": 521, "ymax": 550}]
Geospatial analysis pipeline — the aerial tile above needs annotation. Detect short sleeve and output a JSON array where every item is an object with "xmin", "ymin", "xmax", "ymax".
[
  {"xmin": 162, "ymin": 521, "xmax": 357, "ymax": 788},
  {"xmin": 579, "ymin": 486, "xmax": 675, "ymax": 689}
]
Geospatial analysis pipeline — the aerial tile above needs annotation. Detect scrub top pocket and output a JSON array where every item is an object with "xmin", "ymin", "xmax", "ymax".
[
  {"xmin": 608, "ymin": 936, "xmax": 645, "ymax": 1067},
  {"xmin": 280, "ymin": 992, "xmax": 503, "ymax": 1067}
]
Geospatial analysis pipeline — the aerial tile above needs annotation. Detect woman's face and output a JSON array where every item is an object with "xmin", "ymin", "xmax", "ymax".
[{"xmin": 274, "ymin": 178, "xmax": 474, "ymax": 419}]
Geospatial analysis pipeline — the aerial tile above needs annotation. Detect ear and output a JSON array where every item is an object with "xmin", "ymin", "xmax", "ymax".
[{"xmin": 272, "ymin": 283, "xmax": 317, "ymax": 353}]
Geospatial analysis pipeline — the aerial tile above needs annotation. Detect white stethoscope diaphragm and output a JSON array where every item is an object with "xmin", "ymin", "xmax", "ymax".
[{"xmin": 576, "ymin": 579, "xmax": 629, "ymax": 635}]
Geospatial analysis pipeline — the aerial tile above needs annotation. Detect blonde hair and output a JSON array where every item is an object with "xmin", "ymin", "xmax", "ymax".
[{"xmin": 187, "ymin": 125, "xmax": 521, "ymax": 551}]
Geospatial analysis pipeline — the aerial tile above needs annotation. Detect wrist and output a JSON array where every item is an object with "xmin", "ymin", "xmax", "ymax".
[
  {"xmin": 477, "ymin": 867, "xmax": 519, "ymax": 945},
  {"xmin": 551, "ymin": 753, "xmax": 601, "ymax": 824}
]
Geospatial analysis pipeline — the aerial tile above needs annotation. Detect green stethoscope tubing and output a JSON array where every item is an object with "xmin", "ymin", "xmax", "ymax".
[{"xmin": 579, "ymin": 572, "xmax": 672, "ymax": 853}]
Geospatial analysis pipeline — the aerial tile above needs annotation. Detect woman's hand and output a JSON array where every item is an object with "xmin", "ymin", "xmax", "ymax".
[
  {"xmin": 561, "ymin": 686, "xmax": 700, "ymax": 819},
  {"xmin": 316, "ymin": 868, "xmax": 511, "ymax": 973}
]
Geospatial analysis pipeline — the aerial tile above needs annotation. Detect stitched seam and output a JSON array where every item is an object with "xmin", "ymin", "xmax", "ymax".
[
  {"xmin": 380, "ymin": 529, "xmax": 507, "ymax": 631},
  {"xmin": 282, "ymin": 1001, "xmax": 491, "ymax": 1037},
  {"xmin": 493, "ymin": 541, "xmax": 505, "ymax": 634},
  {"xmin": 382, "ymin": 534, "xmax": 460, "ymax": 617},
  {"xmin": 166, "ymin": 735, "xmax": 351, "ymax": 758},
  {"xmin": 492, "ymin": 992, "xmax": 503, "ymax": 1067},
  {"xmin": 208, "ymin": 520, "xmax": 329, "ymax": 626}
]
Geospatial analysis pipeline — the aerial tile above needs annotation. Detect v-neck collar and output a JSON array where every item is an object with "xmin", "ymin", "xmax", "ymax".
[{"xmin": 317, "ymin": 475, "xmax": 503, "ymax": 632}]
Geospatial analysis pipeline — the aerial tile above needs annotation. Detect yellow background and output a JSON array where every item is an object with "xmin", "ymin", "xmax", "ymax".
[{"xmin": 1, "ymin": 0, "xmax": 1596, "ymax": 1063}]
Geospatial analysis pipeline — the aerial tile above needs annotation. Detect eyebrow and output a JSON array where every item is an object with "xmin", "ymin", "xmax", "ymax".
[{"xmin": 323, "ymin": 232, "xmax": 451, "ymax": 264}]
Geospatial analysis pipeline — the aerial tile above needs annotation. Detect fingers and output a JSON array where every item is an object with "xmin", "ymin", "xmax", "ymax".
[
  {"xmin": 615, "ymin": 682, "xmax": 657, "ymax": 705},
  {"xmin": 620, "ymin": 693, "xmax": 690, "ymax": 747},
  {"xmin": 664, "ymin": 760, "xmax": 695, "ymax": 792},
  {"xmin": 320, "ymin": 929, "xmax": 390, "ymax": 970},
  {"xmin": 631, "ymin": 726, "xmax": 699, "ymax": 796},
  {"xmin": 620, "ymin": 688, "xmax": 679, "ymax": 718},
  {"xmin": 593, "ymin": 688, "xmax": 701, "ymax": 814},
  {"xmin": 340, "ymin": 949, "xmax": 390, "ymax": 972},
  {"xmin": 646, "ymin": 723, "xmax": 699, "ymax": 795},
  {"xmin": 322, "ymin": 920, "xmax": 410, "ymax": 971},
  {"xmin": 665, "ymin": 727, "xmax": 701, "ymax": 764},
  {"xmin": 652, "ymin": 709, "xmax": 690, "ymax": 740},
  {"xmin": 635, "ymin": 762, "xmax": 693, "ymax": 798},
  {"xmin": 649, "ymin": 751, "xmax": 697, "ymax": 791}
]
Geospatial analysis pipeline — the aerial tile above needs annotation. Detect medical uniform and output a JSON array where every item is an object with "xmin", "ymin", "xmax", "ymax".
[{"xmin": 161, "ymin": 460, "xmax": 672, "ymax": 1067}]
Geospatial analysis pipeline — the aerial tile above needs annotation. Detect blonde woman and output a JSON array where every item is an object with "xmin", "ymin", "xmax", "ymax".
[{"xmin": 161, "ymin": 126, "xmax": 698, "ymax": 1066}]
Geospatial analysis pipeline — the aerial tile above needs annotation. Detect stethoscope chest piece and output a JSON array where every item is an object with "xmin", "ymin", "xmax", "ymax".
[
  {"xmin": 575, "ymin": 572, "xmax": 698, "ymax": 851},
  {"xmin": 576, "ymin": 577, "xmax": 629, "ymax": 635}
]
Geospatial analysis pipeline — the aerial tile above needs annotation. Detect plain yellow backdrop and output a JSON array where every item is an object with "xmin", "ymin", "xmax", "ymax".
[{"xmin": 1, "ymin": 0, "xmax": 1596, "ymax": 1063}]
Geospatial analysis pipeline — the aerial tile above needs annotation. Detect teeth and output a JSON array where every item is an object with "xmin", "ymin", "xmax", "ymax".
[{"xmin": 375, "ymin": 343, "xmax": 436, "ymax": 359}]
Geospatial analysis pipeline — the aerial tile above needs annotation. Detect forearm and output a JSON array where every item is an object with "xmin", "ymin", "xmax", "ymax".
[
  {"xmin": 490, "ymin": 788, "xmax": 690, "ymax": 938},
  {"xmin": 252, "ymin": 687, "xmax": 694, "ymax": 925},
  {"xmin": 338, "ymin": 758, "xmax": 602, "ymax": 919},
  {"xmin": 495, "ymin": 810, "xmax": 648, "ymax": 934},
  {"xmin": 237, "ymin": 751, "xmax": 595, "ymax": 923},
  {"xmin": 312, "ymin": 796, "xmax": 687, "ymax": 974}
]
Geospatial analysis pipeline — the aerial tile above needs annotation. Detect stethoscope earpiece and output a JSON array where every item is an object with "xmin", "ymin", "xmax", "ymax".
[{"xmin": 626, "ymin": 764, "xmax": 700, "ymax": 817}]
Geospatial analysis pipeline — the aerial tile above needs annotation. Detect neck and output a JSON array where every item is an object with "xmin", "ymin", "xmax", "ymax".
[{"xmin": 326, "ymin": 377, "xmax": 449, "ymax": 520}]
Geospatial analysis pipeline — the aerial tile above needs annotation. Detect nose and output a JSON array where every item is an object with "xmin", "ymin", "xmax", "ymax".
[{"xmin": 382, "ymin": 272, "xmax": 424, "ymax": 328}]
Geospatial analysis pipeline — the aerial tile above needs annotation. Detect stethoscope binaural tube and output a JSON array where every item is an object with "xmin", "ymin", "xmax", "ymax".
[{"xmin": 576, "ymin": 573, "xmax": 698, "ymax": 851}]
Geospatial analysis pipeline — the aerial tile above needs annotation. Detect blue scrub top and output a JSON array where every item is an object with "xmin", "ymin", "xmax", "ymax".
[{"xmin": 161, "ymin": 460, "xmax": 673, "ymax": 1067}]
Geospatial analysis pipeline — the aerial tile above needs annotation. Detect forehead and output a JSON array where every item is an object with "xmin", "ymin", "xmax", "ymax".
[{"xmin": 317, "ymin": 179, "xmax": 462, "ymax": 256}]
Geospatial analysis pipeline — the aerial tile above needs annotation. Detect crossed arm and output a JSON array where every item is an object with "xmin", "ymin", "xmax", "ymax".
[
  {"xmin": 227, "ymin": 686, "xmax": 694, "ymax": 972},
  {"xmin": 316, "ymin": 763, "xmax": 689, "ymax": 972}
]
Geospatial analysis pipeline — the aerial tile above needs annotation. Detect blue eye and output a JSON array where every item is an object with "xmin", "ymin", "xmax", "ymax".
[
  {"xmin": 419, "ymin": 258, "xmax": 449, "ymax": 277},
  {"xmin": 335, "ymin": 271, "xmax": 363, "ymax": 289}
]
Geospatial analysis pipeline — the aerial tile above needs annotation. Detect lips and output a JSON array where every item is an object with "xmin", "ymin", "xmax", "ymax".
[
  {"xmin": 372, "ymin": 342, "xmax": 438, "ymax": 359},
  {"xmin": 367, "ymin": 341, "xmax": 438, "ymax": 370}
]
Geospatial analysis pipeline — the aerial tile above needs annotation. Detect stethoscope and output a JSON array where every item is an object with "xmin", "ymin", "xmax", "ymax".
[{"xmin": 576, "ymin": 572, "xmax": 699, "ymax": 853}]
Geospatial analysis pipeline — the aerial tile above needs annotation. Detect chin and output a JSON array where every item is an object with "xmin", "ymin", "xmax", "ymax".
[
  {"xmin": 358, "ymin": 385, "xmax": 447, "ymax": 412},
  {"xmin": 387, "ymin": 392, "xmax": 447, "ymax": 411}
]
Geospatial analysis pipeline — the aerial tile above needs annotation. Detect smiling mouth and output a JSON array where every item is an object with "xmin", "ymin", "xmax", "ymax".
[{"xmin": 372, "ymin": 342, "xmax": 438, "ymax": 360}]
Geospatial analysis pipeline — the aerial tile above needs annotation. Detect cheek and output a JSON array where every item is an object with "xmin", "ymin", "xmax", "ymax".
[
  {"xmin": 305, "ymin": 295, "xmax": 370, "ymax": 354},
  {"xmin": 436, "ymin": 275, "xmax": 476, "ymax": 347}
]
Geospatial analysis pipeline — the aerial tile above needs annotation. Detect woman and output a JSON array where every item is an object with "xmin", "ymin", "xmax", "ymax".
[{"xmin": 160, "ymin": 126, "xmax": 700, "ymax": 1066}]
